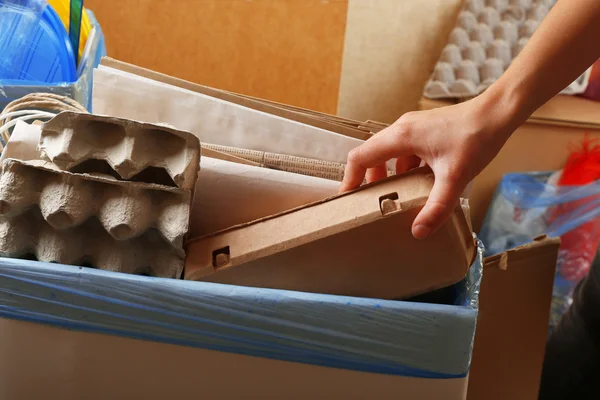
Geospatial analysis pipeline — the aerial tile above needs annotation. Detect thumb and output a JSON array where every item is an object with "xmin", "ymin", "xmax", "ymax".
[{"xmin": 412, "ymin": 172, "xmax": 464, "ymax": 240}]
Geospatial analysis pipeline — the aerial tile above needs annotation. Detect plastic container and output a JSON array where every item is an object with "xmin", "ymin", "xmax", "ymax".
[
  {"xmin": 0, "ymin": 9, "xmax": 105, "ymax": 112},
  {"xmin": 0, "ymin": 2, "xmax": 76, "ymax": 83},
  {"xmin": 0, "ymin": 0, "xmax": 49, "ymax": 79}
]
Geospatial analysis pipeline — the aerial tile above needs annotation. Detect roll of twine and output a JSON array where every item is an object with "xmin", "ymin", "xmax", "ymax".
[{"xmin": 0, "ymin": 93, "xmax": 88, "ymax": 150}]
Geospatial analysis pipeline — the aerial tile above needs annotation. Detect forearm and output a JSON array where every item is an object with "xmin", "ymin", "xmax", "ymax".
[{"xmin": 483, "ymin": 0, "xmax": 600, "ymax": 130}]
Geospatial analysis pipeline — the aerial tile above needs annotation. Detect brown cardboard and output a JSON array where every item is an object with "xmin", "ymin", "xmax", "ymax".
[
  {"xmin": 0, "ymin": 236, "xmax": 558, "ymax": 400},
  {"xmin": 202, "ymin": 143, "xmax": 346, "ymax": 181},
  {"xmin": 468, "ymin": 236, "xmax": 560, "ymax": 400},
  {"xmin": 40, "ymin": 111, "xmax": 201, "ymax": 190},
  {"xmin": 338, "ymin": 0, "xmax": 463, "ymax": 122},
  {"xmin": 185, "ymin": 167, "xmax": 476, "ymax": 299},
  {"xmin": 191, "ymin": 157, "xmax": 338, "ymax": 238},
  {"xmin": 0, "ymin": 318, "xmax": 469, "ymax": 400},
  {"xmin": 418, "ymin": 95, "xmax": 600, "ymax": 231}
]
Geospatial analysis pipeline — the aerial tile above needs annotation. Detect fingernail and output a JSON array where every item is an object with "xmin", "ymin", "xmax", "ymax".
[{"xmin": 412, "ymin": 224, "xmax": 431, "ymax": 240}]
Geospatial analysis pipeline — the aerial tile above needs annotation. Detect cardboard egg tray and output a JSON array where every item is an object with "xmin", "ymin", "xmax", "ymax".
[
  {"xmin": 0, "ymin": 207, "xmax": 184, "ymax": 277},
  {"xmin": 424, "ymin": 0, "xmax": 590, "ymax": 99},
  {"xmin": 40, "ymin": 111, "xmax": 201, "ymax": 190},
  {"xmin": 0, "ymin": 159, "xmax": 191, "ymax": 248}
]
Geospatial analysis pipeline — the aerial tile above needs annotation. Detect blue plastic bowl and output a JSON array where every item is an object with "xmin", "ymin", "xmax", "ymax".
[{"xmin": 0, "ymin": 4, "xmax": 76, "ymax": 83}]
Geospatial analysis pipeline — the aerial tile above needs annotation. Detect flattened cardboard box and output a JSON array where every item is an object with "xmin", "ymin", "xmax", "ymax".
[{"xmin": 185, "ymin": 167, "xmax": 477, "ymax": 299}]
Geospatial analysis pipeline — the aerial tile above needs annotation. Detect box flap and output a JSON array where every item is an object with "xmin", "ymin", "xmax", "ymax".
[
  {"xmin": 467, "ymin": 236, "xmax": 561, "ymax": 400},
  {"xmin": 185, "ymin": 167, "xmax": 477, "ymax": 300}
]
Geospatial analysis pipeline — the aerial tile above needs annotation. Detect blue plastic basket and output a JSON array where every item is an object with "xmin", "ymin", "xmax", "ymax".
[
  {"xmin": 0, "ymin": 9, "xmax": 105, "ymax": 111},
  {"xmin": 1, "ymin": 4, "xmax": 77, "ymax": 83}
]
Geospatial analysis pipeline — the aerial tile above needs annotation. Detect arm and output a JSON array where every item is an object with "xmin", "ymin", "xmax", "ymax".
[{"xmin": 340, "ymin": 0, "xmax": 600, "ymax": 240}]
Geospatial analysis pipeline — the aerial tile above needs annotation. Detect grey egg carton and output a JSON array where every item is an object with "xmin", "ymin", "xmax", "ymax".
[
  {"xmin": 424, "ymin": 0, "xmax": 591, "ymax": 99},
  {"xmin": 0, "ymin": 158, "xmax": 191, "ymax": 249},
  {"xmin": 0, "ymin": 207, "xmax": 184, "ymax": 278},
  {"xmin": 39, "ymin": 111, "xmax": 201, "ymax": 190}
]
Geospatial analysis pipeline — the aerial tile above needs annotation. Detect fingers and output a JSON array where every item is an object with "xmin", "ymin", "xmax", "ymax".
[
  {"xmin": 412, "ymin": 172, "xmax": 465, "ymax": 240},
  {"xmin": 365, "ymin": 164, "xmax": 388, "ymax": 183},
  {"xmin": 340, "ymin": 125, "xmax": 413, "ymax": 192},
  {"xmin": 395, "ymin": 155, "xmax": 421, "ymax": 175}
]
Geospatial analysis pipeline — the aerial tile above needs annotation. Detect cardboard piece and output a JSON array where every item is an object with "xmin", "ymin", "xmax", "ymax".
[
  {"xmin": 40, "ymin": 111, "xmax": 201, "ymax": 190},
  {"xmin": 186, "ymin": 167, "xmax": 476, "ymax": 299},
  {"xmin": 191, "ymin": 157, "xmax": 339, "ymax": 237},
  {"xmin": 338, "ymin": 0, "xmax": 463, "ymax": 122},
  {"xmin": 0, "ymin": 120, "xmax": 44, "ymax": 163},
  {"xmin": 202, "ymin": 143, "xmax": 346, "ymax": 181},
  {"xmin": 468, "ymin": 236, "xmax": 560, "ymax": 400},
  {"xmin": 98, "ymin": 57, "xmax": 372, "ymax": 140},
  {"xmin": 92, "ymin": 65, "xmax": 373, "ymax": 167},
  {"xmin": 0, "ymin": 318, "xmax": 470, "ymax": 400},
  {"xmin": 200, "ymin": 146, "xmax": 261, "ymax": 167}
]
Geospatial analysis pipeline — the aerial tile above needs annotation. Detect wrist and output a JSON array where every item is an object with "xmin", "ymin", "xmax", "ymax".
[{"xmin": 475, "ymin": 80, "xmax": 532, "ymax": 139}]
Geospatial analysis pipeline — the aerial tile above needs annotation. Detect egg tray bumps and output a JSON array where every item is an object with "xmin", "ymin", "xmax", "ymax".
[
  {"xmin": 424, "ymin": 0, "xmax": 590, "ymax": 99},
  {"xmin": 0, "ymin": 112, "xmax": 201, "ymax": 278}
]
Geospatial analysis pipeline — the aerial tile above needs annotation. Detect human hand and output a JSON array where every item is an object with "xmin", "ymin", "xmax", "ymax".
[{"xmin": 340, "ymin": 91, "xmax": 522, "ymax": 240}]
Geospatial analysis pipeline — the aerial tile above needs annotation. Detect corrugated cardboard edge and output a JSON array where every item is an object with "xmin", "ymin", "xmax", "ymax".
[
  {"xmin": 468, "ymin": 235, "xmax": 561, "ymax": 400},
  {"xmin": 98, "ymin": 58, "xmax": 371, "ymax": 141},
  {"xmin": 201, "ymin": 147, "xmax": 262, "ymax": 167}
]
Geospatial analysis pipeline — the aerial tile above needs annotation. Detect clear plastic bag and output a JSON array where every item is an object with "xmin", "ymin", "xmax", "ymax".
[{"xmin": 480, "ymin": 172, "xmax": 600, "ymax": 328}]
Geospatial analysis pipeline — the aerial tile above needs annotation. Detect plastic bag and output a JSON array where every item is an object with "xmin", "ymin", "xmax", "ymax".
[
  {"xmin": 0, "ymin": 243, "xmax": 483, "ymax": 379},
  {"xmin": 480, "ymin": 171, "xmax": 600, "ymax": 329}
]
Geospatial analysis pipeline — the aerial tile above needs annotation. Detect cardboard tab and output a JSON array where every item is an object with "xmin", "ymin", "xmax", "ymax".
[{"xmin": 185, "ymin": 167, "xmax": 477, "ymax": 299}]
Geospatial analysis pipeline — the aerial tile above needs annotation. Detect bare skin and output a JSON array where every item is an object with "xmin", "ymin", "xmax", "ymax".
[{"xmin": 340, "ymin": 0, "xmax": 600, "ymax": 240}]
